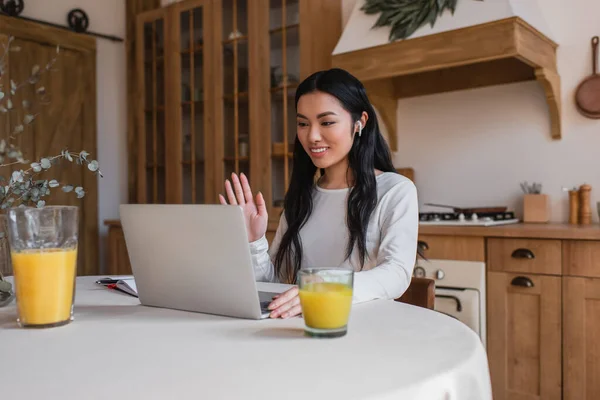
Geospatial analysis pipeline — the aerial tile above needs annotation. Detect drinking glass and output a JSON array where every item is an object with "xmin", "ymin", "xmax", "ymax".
[
  {"xmin": 298, "ymin": 268, "xmax": 354, "ymax": 338},
  {"xmin": 7, "ymin": 206, "xmax": 79, "ymax": 328}
]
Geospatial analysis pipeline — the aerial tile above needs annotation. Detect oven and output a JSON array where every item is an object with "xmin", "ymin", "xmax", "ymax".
[{"xmin": 413, "ymin": 258, "xmax": 486, "ymax": 348}]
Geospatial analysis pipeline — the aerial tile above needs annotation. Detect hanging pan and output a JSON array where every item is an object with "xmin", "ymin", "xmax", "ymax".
[{"xmin": 575, "ymin": 36, "xmax": 600, "ymax": 119}]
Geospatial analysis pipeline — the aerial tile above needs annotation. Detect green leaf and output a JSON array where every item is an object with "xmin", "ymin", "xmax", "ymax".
[
  {"xmin": 88, "ymin": 160, "xmax": 99, "ymax": 172},
  {"xmin": 12, "ymin": 124, "xmax": 24, "ymax": 135},
  {"xmin": 7, "ymin": 99, "xmax": 13, "ymax": 110},
  {"xmin": 11, "ymin": 170, "xmax": 23, "ymax": 183},
  {"xmin": 49, "ymin": 180, "xmax": 59, "ymax": 188},
  {"xmin": 62, "ymin": 185, "xmax": 73, "ymax": 193},
  {"xmin": 0, "ymin": 106, "xmax": 7, "ymax": 113},
  {"xmin": 65, "ymin": 153, "xmax": 73, "ymax": 162},
  {"xmin": 0, "ymin": 92, "xmax": 4, "ymax": 101},
  {"xmin": 40, "ymin": 158, "xmax": 51, "ymax": 169},
  {"xmin": 36, "ymin": 200, "xmax": 45, "ymax": 208},
  {"xmin": 24, "ymin": 114, "xmax": 35, "ymax": 125},
  {"xmin": 31, "ymin": 162, "xmax": 42, "ymax": 173},
  {"xmin": 0, "ymin": 280, "xmax": 12, "ymax": 293}
]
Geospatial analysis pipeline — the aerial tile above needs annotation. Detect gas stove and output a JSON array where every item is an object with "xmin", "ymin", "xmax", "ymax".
[{"xmin": 419, "ymin": 211, "xmax": 520, "ymax": 226}]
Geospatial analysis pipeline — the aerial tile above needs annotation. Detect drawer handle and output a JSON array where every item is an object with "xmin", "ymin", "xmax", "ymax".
[
  {"xmin": 511, "ymin": 248, "xmax": 535, "ymax": 259},
  {"xmin": 511, "ymin": 276, "xmax": 534, "ymax": 288},
  {"xmin": 417, "ymin": 240, "xmax": 429, "ymax": 260}
]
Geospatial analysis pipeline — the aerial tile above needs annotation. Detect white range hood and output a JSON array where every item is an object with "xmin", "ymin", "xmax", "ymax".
[{"xmin": 331, "ymin": 0, "xmax": 561, "ymax": 148}]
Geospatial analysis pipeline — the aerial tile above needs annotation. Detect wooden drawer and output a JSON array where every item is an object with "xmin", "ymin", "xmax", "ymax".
[
  {"xmin": 563, "ymin": 240, "xmax": 600, "ymax": 278},
  {"xmin": 488, "ymin": 238, "xmax": 561, "ymax": 275},
  {"xmin": 417, "ymin": 234, "xmax": 484, "ymax": 261}
]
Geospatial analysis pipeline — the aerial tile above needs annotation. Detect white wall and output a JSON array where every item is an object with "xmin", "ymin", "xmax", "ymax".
[
  {"xmin": 20, "ymin": 0, "xmax": 127, "ymax": 271},
  {"xmin": 342, "ymin": 0, "xmax": 600, "ymax": 223}
]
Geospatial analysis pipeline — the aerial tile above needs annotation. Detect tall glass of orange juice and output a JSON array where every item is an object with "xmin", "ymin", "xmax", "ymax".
[
  {"xmin": 6, "ymin": 206, "xmax": 78, "ymax": 328},
  {"xmin": 298, "ymin": 268, "xmax": 354, "ymax": 338}
]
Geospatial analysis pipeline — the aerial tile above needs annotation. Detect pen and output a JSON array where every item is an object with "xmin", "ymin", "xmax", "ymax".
[{"xmin": 96, "ymin": 278, "xmax": 120, "ymax": 284}]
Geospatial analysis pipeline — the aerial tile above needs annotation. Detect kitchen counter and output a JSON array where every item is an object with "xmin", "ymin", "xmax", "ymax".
[{"xmin": 419, "ymin": 222, "xmax": 600, "ymax": 240}]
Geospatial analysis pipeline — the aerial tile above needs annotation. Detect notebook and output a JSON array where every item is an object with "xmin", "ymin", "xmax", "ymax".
[{"xmin": 96, "ymin": 276, "xmax": 138, "ymax": 297}]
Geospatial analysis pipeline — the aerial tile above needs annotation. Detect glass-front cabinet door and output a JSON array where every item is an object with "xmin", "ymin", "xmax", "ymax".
[
  {"xmin": 173, "ymin": 0, "xmax": 212, "ymax": 204},
  {"xmin": 136, "ymin": 9, "xmax": 168, "ymax": 204},
  {"xmin": 214, "ymin": 0, "xmax": 250, "ymax": 200},
  {"xmin": 269, "ymin": 0, "xmax": 300, "ymax": 218}
]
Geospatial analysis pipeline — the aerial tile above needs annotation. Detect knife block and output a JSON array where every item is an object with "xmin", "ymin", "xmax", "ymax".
[{"xmin": 523, "ymin": 194, "xmax": 550, "ymax": 223}]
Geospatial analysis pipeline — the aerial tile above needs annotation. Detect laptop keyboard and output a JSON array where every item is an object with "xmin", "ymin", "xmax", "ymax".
[{"xmin": 260, "ymin": 301, "xmax": 271, "ymax": 313}]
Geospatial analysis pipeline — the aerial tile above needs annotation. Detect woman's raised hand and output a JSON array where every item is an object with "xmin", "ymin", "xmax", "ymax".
[{"xmin": 219, "ymin": 172, "xmax": 268, "ymax": 243}]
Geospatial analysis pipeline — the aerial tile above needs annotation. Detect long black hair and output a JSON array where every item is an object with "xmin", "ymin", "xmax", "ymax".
[{"xmin": 273, "ymin": 68, "xmax": 397, "ymax": 284}]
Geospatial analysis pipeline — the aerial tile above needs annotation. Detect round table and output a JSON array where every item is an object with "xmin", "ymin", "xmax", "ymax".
[{"xmin": 0, "ymin": 276, "xmax": 492, "ymax": 400}]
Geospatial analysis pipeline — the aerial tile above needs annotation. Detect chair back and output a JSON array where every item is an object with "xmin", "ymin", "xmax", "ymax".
[{"xmin": 395, "ymin": 277, "xmax": 435, "ymax": 309}]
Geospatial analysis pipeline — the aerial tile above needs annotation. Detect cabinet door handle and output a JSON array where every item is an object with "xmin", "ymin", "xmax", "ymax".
[
  {"xmin": 511, "ymin": 248, "xmax": 535, "ymax": 259},
  {"xmin": 417, "ymin": 240, "xmax": 429, "ymax": 260},
  {"xmin": 511, "ymin": 276, "xmax": 534, "ymax": 288}
]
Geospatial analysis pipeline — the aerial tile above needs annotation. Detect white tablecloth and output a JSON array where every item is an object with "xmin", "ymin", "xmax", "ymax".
[{"xmin": 0, "ymin": 276, "xmax": 492, "ymax": 400}]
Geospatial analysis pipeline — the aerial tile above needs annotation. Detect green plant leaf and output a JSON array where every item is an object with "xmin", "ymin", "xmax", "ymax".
[
  {"xmin": 62, "ymin": 185, "xmax": 73, "ymax": 193},
  {"xmin": 37, "ymin": 200, "xmax": 45, "ymax": 208},
  {"xmin": 0, "ymin": 92, "xmax": 4, "ymax": 101},
  {"xmin": 11, "ymin": 170, "xmax": 23, "ymax": 183},
  {"xmin": 65, "ymin": 153, "xmax": 73, "ymax": 162},
  {"xmin": 24, "ymin": 114, "xmax": 35, "ymax": 125},
  {"xmin": 0, "ymin": 280, "xmax": 12, "ymax": 293},
  {"xmin": 31, "ymin": 162, "xmax": 42, "ymax": 173},
  {"xmin": 49, "ymin": 179, "xmax": 59, "ymax": 188},
  {"xmin": 40, "ymin": 158, "xmax": 51, "ymax": 169},
  {"xmin": 88, "ymin": 160, "xmax": 99, "ymax": 172}
]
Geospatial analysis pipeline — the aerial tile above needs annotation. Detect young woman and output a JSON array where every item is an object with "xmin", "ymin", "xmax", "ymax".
[{"xmin": 219, "ymin": 68, "xmax": 418, "ymax": 319}]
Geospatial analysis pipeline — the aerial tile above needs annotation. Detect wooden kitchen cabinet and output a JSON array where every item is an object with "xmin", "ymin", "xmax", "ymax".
[
  {"xmin": 563, "ymin": 277, "xmax": 600, "ymax": 399},
  {"xmin": 487, "ymin": 271, "xmax": 562, "ymax": 400},
  {"xmin": 417, "ymin": 234, "xmax": 484, "ymax": 261}
]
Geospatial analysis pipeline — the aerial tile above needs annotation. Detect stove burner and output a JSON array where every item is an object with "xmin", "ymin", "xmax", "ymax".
[{"xmin": 419, "ymin": 211, "xmax": 516, "ymax": 222}]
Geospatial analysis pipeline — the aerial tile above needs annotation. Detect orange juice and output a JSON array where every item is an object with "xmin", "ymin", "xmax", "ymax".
[
  {"xmin": 12, "ymin": 248, "xmax": 77, "ymax": 326},
  {"xmin": 299, "ymin": 282, "xmax": 353, "ymax": 329}
]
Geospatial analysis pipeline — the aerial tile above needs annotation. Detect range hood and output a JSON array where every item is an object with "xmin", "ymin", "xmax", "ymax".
[{"xmin": 332, "ymin": 0, "xmax": 561, "ymax": 150}]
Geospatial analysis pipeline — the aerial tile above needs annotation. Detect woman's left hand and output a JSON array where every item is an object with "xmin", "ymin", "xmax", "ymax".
[{"xmin": 268, "ymin": 286, "xmax": 302, "ymax": 319}]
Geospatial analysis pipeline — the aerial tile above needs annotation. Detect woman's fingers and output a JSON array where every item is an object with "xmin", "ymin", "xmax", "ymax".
[
  {"xmin": 224, "ymin": 180, "xmax": 237, "ymax": 205},
  {"xmin": 281, "ymin": 304, "xmax": 302, "ymax": 319},
  {"xmin": 239, "ymin": 173, "xmax": 254, "ymax": 205},
  {"xmin": 231, "ymin": 173, "xmax": 246, "ymax": 205},
  {"xmin": 270, "ymin": 296, "xmax": 300, "ymax": 318},
  {"xmin": 218, "ymin": 194, "xmax": 227, "ymax": 205},
  {"xmin": 268, "ymin": 287, "xmax": 298, "ymax": 311},
  {"xmin": 269, "ymin": 287, "xmax": 300, "ymax": 318}
]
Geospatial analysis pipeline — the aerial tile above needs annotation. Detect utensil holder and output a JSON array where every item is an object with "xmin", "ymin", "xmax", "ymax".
[{"xmin": 523, "ymin": 194, "xmax": 550, "ymax": 223}]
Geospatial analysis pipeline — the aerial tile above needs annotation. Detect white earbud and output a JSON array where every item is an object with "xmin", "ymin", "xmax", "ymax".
[{"xmin": 357, "ymin": 121, "xmax": 363, "ymax": 137}]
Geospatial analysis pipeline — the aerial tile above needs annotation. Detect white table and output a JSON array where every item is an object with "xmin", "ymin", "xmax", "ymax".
[{"xmin": 0, "ymin": 276, "xmax": 492, "ymax": 400}]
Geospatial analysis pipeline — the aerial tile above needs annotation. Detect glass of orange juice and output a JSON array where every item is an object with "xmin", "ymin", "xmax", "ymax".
[
  {"xmin": 298, "ymin": 268, "xmax": 354, "ymax": 338},
  {"xmin": 6, "ymin": 206, "xmax": 78, "ymax": 328}
]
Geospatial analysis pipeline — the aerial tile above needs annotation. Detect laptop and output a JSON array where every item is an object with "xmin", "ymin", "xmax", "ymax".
[{"xmin": 119, "ymin": 204, "xmax": 290, "ymax": 320}]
